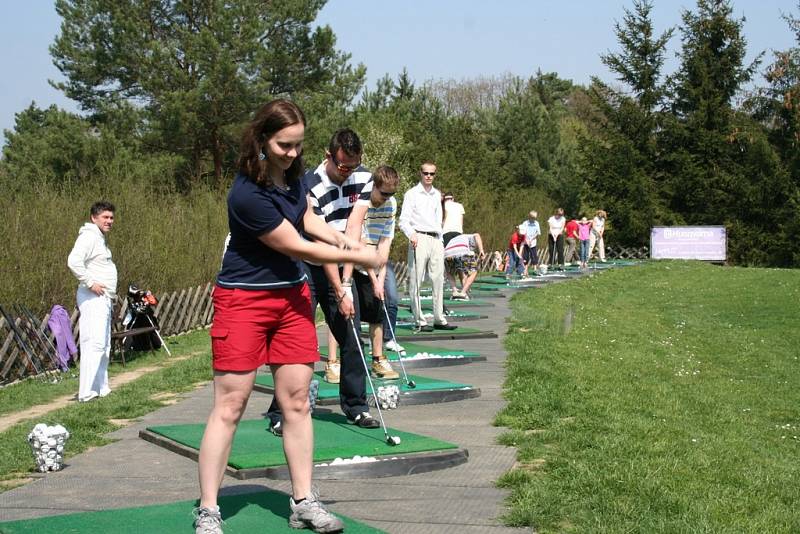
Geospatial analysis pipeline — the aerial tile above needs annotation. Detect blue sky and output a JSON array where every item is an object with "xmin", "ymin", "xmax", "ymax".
[{"xmin": 1, "ymin": 1, "xmax": 797, "ymax": 137}]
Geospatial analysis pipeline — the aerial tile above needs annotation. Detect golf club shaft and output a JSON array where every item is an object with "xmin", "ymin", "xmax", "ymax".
[
  {"xmin": 348, "ymin": 317, "xmax": 391, "ymax": 440},
  {"xmin": 381, "ymin": 300, "xmax": 412, "ymax": 386}
]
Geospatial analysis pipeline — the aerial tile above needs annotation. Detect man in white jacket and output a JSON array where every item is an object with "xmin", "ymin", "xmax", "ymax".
[{"xmin": 68, "ymin": 201, "xmax": 118, "ymax": 402}]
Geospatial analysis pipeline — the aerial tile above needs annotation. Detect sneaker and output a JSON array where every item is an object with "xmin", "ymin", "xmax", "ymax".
[
  {"xmin": 78, "ymin": 392, "xmax": 99, "ymax": 403},
  {"xmin": 289, "ymin": 492, "xmax": 344, "ymax": 533},
  {"xmin": 384, "ymin": 339, "xmax": 406, "ymax": 354},
  {"xmin": 433, "ymin": 323, "xmax": 457, "ymax": 330},
  {"xmin": 270, "ymin": 420, "xmax": 283, "ymax": 437},
  {"xmin": 348, "ymin": 411, "xmax": 380, "ymax": 428},
  {"xmin": 324, "ymin": 361, "xmax": 340, "ymax": 384},
  {"xmin": 193, "ymin": 505, "xmax": 223, "ymax": 534},
  {"xmin": 450, "ymin": 292, "xmax": 466, "ymax": 300},
  {"xmin": 371, "ymin": 358, "xmax": 400, "ymax": 379},
  {"xmin": 415, "ymin": 325, "xmax": 434, "ymax": 333}
]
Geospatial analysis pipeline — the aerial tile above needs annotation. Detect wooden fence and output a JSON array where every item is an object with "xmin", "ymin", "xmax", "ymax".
[{"xmin": 0, "ymin": 245, "xmax": 648, "ymax": 384}]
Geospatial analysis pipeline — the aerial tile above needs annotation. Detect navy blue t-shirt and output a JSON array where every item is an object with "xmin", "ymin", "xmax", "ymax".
[{"xmin": 216, "ymin": 173, "xmax": 308, "ymax": 289}]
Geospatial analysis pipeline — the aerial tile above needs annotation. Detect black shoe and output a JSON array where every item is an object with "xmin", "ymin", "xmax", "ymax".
[
  {"xmin": 269, "ymin": 420, "xmax": 283, "ymax": 437},
  {"xmin": 415, "ymin": 325, "xmax": 434, "ymax": 333},
  {"xmin": 348, "ymin": 412, "xmax": 380, "ymax": 428},
  {"xmin": 434, "ymin": 323, "xmax": 457, "ymax": 330}
]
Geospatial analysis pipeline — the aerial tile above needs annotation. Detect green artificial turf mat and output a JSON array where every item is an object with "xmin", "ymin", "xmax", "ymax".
[
  {"xmin": 320, "ymin": 342, "xmax": 481, "ymax": 360},
  {"xmin": 146, "ymin": 413, "xmax": 458, "ymax": 470},
  {"xmin": 0, "ymin": 489, "xmax": 383, "ymax": 533},
  {"xmin": 255, "ymin": 371, "xmax": 472, "ymax": 400},
  {"xmin": 361, "ymin": 324, "xmax": 488, "ymax": 337},
  {"xmin": 398, "ymin": 297, "xmax": 493, "ymax": 307},
  {"xmin": 396, "ymin": 309, "xmax": 483, "ymax": 320}
]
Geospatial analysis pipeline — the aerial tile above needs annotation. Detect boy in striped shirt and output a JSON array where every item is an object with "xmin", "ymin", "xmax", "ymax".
[{"xmin": 347, "ymin": 165, "xmax": 401, "ymax": 379}]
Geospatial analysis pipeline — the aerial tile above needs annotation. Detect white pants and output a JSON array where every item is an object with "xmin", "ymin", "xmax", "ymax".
[
  {"xmin": 589, "ymin": 232, "xmax": 605, "ymax": 261},
  {"xmin": 408, "ymin": 234, "xmax": 447, "ymax": 326},
  {"xmin": 77, "ymin": 286, "xmax": 112, "ymax": 401}
]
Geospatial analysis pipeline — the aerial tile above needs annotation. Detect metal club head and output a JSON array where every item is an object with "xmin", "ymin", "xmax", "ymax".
[
  {"xmin": 407, "ymin": 379, "xmax": 417, "ymax": 389},
  {"xmin": 387, "ymin": 435, "xmax": 401, "ymax": 446}
]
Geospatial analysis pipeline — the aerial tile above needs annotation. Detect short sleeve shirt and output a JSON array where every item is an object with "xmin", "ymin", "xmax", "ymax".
[
  {"xmin": 508, "ymin": 232, "xmax": 524, "ymax": 249},
  {"xmin": 362, "ymin": 197, "xmax": 396, "ymax": 246},
  {"xmin": 216, "ymin": 173, "xmax": 308, "ymax": 289},
  {"xmin": 444, "ymin": 233, "xmax": 476, "ymax": 259},
  {"xmin": 442, "ymin": 201, "xmax": 465, "ymax": 234},
  {"xmin": 548, "ymin": 215, "xmax": 566, "ymax": 237}
]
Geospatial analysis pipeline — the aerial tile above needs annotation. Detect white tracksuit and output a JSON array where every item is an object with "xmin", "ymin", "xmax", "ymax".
[{"xmin": 68, "ymin": 223, "xmax": 117, "ymax": 401}]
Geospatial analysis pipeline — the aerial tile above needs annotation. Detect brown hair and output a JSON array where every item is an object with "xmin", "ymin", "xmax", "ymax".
[
  {"xmin": 420, "ymin": 160, "xmax": 436, "ymax": 171},
  {"xmin": 372, "ymin": 165, "xmax": 400, "ymax": 188},
  {"xmin": 238, "ymin": 99, "xmax": 306, "ymax": 186},
  {"xmin": 328, "ymin": 128, "xmax": 362, "ymax": 159},
  {"xmin": 90, "ymin": 201, "xmax": 115, "ymax": 216}
]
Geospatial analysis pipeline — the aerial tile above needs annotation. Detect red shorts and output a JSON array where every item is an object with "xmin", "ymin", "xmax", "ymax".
[{"xmin": 209, "ymin": 284, "xmax": 319, "ymax": 372}]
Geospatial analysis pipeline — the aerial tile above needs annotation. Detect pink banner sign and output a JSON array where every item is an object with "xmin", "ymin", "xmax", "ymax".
[{"xmin": 650, "ymin": 226, "xmax": 726, "ymax": 261}]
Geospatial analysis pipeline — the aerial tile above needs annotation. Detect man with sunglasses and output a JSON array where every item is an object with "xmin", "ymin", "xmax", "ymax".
[
  {"xmin": 399, "ymin": 161, "xmax": 457, "ymax": 333},
  {"xmin": 267, "ymin": 128, "xmax": 382, "ymax": 434}
]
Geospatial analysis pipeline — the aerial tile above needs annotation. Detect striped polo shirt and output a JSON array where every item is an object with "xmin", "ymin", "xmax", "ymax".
[
  {"xmin": 305, "ymin": 162, "xmax": 373, "ymax": 232},
  {"xmin": 362, "ymin": 197, "xmax": 396, "ymax": 246}
]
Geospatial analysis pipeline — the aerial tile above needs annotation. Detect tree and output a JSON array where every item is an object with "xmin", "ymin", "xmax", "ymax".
[
  {"xmin": 579, "ymin": 0, "xmax": 674, "ymax": 245},
  {"xmin": 662, "ymin": 0, "xmax": 760, "ymax": 221},
  {"xmin": 50, "ymin": 0, "xmax": 365, "ymax": 185}
]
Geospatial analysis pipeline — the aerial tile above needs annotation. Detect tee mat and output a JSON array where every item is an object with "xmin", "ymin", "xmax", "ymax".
[
  {"xmin": 140, "ymin": 413, "xmax": 468, "ymax": 480},
  {"xmin": 361, "ymin": 324, "xmax": 498, "ymax": 342},
  {"xmin": 253, "ymin": 370, "xmax": 480, "ymax": 406},
  {"xmin": 320, "ymin": 342, "xmax": 487, "ymax": 368},
  {"xmin": 0, "ymin": 489, "xmax": 384, "ymax": 533}
]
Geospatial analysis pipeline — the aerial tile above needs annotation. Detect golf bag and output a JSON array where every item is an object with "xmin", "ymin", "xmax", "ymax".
[{"xmin": 123, "ymin": 284, "xmax": 162, "ymax": 351}]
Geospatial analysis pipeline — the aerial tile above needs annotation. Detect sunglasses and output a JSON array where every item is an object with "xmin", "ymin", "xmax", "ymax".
[
  {"xmin": 330, "ymin": 153, "xmax": 360, "ymax": 175},
  {"xmin": 377, "ymin": 190, "xmax": 396, "ymax": 198},
  {"xmin": 421, "ymin": 171, "xmax": 436, "ymax": 176}
]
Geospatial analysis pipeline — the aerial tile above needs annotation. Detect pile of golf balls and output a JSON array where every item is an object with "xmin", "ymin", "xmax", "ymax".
[
  {"xmin": 375, "ymin": 385, "xmax": 400, "ymax": 409},
  {"xmin": 28, "ymin": 423, "xmax": 70, "ymax": 472}
]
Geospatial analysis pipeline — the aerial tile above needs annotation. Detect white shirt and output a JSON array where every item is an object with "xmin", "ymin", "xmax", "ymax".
[
  {"xmin": 442, "ymin": 200, "xmax": 465, "ymax": 234},
  {"xmin": 520, "ymin": 220, "xmax": 540, "ymax": 247},
  {"xmin": 593, "ymin": 216, "xmax": 605, "ymax": 234},
  {"xmin": 67, "ymin": 223, "xmax": 118, "ymax": 299},
  {"xmin": 547, "ymin": 215, "xmax": 566, "ymax": 238},
  {"xmin": 399, "ymin": 182, "xmax": 443, "ymax": 239}
]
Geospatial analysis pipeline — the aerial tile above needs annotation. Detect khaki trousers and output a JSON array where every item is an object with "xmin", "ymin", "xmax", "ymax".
[{"xmin": 407, "ymin": 234, "xmax": 446, "ymax": 326}]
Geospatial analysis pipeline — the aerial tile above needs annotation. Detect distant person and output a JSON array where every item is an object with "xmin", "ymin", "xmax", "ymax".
[
  {"xmin": 399, "ymin": 161, "xmax": 457, "ymax": 333},
  {"xmin": 565, "ymin": 216, "xmax": 579, "ymax": 266},
  {"xmin": 505, "ymin": 225, "xmax": 526, "ymax": 278},
  {"xmin": 67, "ymin": 201, "xmax": 117, "ymax": 403},
  {"xmin": 577, "ymin": 216, "xmax": 593, "ymax": 268},
  {"xmin": 442, "ymin": 192, "xmax": 465, "ymax": 246},
  {"xmin": 520, "ymin": 210, "xmax": 540, "ymax": 277},
  {"xmin": 445, "ymin": 232, "xmax": 486, "ymax": 299},
  {"xmin": 589, "ymin": 209, "xmax": 608, "ymax": 262},
  {"xmin": 547, "ymin": 207, "xmax": 566, "ymax": 270},
  {"xmin": 195, "ymin": 100, "xmax": 379, "ymax": 534}
]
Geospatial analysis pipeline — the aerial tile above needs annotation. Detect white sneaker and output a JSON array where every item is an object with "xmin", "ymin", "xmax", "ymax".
[{"xmin": 384, "ymin": 339, "xmax": 406, "ymax": 355}]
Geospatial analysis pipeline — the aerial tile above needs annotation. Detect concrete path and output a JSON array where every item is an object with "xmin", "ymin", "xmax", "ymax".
[{"xmin": 0, "ymin": 286, "xmax": 531, "ymax": 533}]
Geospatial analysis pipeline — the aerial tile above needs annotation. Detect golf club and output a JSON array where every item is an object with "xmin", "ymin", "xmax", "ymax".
[
  {"xmin": 348, "ymin": 317, "xmax": 401, "ymax": 446},
  {"xmin": 380, "ymin": 300, "xmax": 416, "ymax": 389}
]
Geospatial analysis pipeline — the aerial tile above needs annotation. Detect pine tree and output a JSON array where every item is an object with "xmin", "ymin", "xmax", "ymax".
[{"xmin": 50, "ymin": 0, "xmax": 365, "ymax": 185}]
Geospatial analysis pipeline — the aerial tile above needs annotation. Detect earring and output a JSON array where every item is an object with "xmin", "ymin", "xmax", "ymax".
[{"xmin": 259, "ymin": 150, "xmax": 266, "ymax": 161}]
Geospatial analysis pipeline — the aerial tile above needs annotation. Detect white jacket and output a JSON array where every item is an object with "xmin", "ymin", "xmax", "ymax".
[{"xmin": 67, "ymin": 223, "xmax": 118, "ymax": 299}]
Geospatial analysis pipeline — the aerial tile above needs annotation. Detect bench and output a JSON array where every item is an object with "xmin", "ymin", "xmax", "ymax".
[{"xmin": 110, "ymin": 325, "xmax": 158, "ymax": 366}]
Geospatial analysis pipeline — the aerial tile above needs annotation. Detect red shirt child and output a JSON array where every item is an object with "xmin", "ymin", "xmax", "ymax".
[{"xmin": 566, "ymin": 219, "xmax": 579, "ymax": 239}]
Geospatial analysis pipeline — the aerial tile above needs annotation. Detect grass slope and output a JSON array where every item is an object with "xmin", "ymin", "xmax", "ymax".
[{"xmin": 496, "ymin": 261, "xmax": 800, "ymax": 533}]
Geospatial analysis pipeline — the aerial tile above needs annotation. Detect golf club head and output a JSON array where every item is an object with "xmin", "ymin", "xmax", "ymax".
[
  {"xmin": 387, "ymin": 435, "xmax": 401, "ymax": 446},
  {"xmin": 407, "ymin": 380, "xmax": 417, "ymax": 389}
]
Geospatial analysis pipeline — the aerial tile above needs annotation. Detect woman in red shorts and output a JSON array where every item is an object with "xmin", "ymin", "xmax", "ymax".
[{"xmin": 193, "ymin": 99, "xmax": 378, "ymax": 534}]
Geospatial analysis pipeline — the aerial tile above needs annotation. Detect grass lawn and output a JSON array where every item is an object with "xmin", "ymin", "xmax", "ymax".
[
  {"xmin": 0, "ymin": 330, "xmax": 213, "ymax": 489},
  {"xmin": 496, "ymin": 261, "xmax": 800, "ymax": 533}
]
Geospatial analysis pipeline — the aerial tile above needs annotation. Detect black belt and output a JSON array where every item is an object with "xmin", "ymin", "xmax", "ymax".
[{"xmin": 416, "ymin": 230, "xmax": 439, "ymax": 238}]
